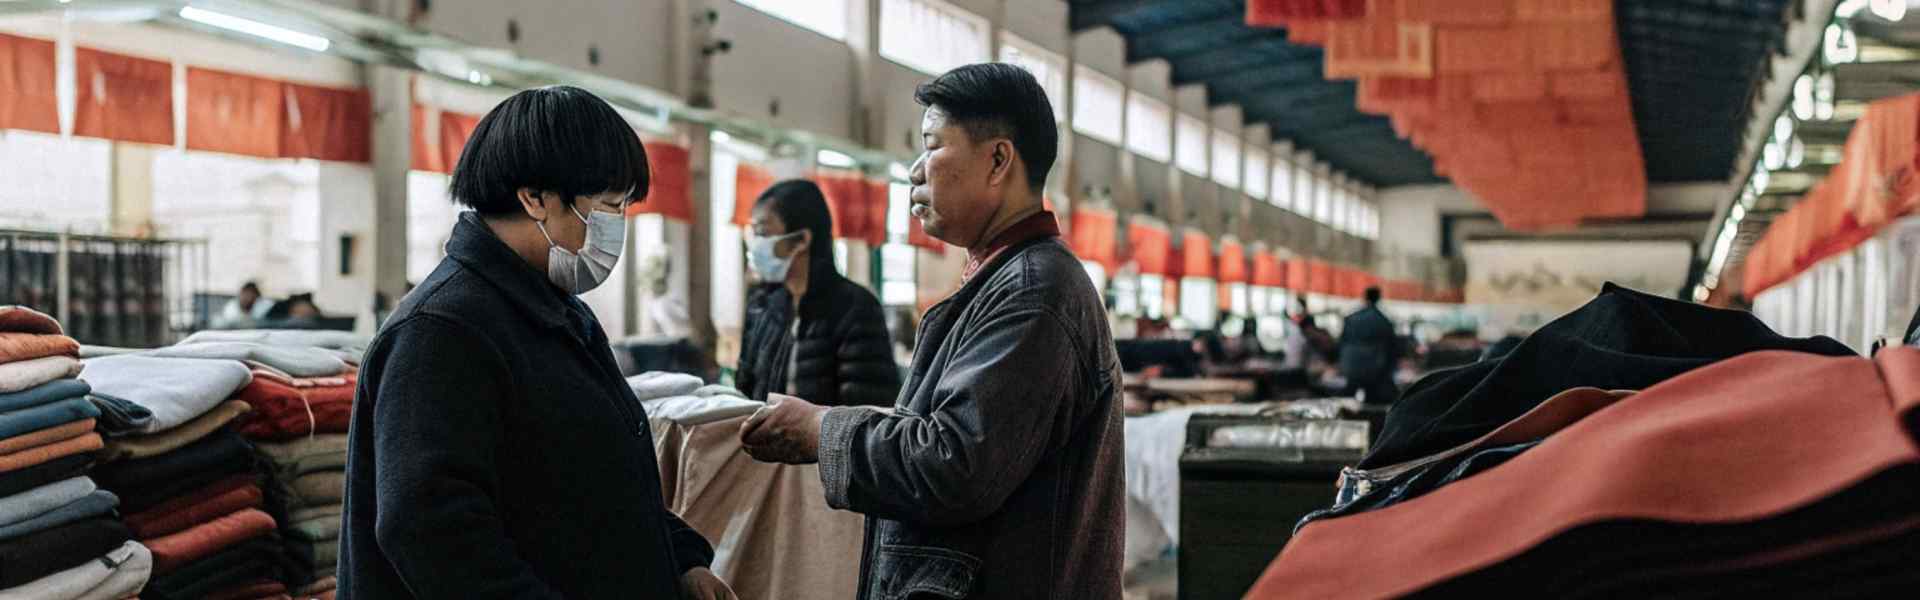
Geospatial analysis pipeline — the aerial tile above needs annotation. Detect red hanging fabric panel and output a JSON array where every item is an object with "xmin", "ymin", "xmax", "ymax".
[
  {"xmin": 863, "ymin": 179, "xmax": 889, "ymax": 247},
  {"xmin": 280, "ymin": 82, "xmax": 371, "ymax": 163},
  {"xmin": 1253, "ymin": 251, "xmax": 1284, "ymax": 287},
  {"xmin": 185, "ymin": 67, "xmax": 284, "ymax": 159},
  {"xmin": 410, "ymin": 104, "xmax": 443, "ymax": 173},
  {"xmin": 633, "ymin": 142, "xmax": 692, "ymax": 222},
  {"xmin": 1129, "ymin": 222, "xmax": 1172, "ymax": 277},
  {"xmin": 1182, "ymin": 231, "xmax": 1215, "ymax": 280},
  {"xmin": 814, "ymin": 173, "xmax": 886, "ymax": 246},
  {"xmin": 1286, "ymin": 258, "xmax": 1311, "ymax": 291},
  {"xmin": 1309, "ymin": 260, "xmax": 1333, "ymax": 295},
  {"xmin": 732, "ymin": 163, "xmax": 775, "ymax": 227},
  {"xmin": 0, "ymin": 33, "xmax": 58, "ymax": 134},
  {"xmin": 1246, "ymin": 0, "xmax": 1367, "ymax": 26},
  {"xmin": 1218, "ymin": 240, "xmax": 1248, "ymax": 284},
  {"xmin": 1069, "ymin": 208, "xmax": 1118, "ymax": 270},
  {"xmin": 73, "ymin": 47, "xmax": 173, "ymax": 146},
  {"xmin": 437, "ymin": 110, "xmax": 482, "ymax": 175}
]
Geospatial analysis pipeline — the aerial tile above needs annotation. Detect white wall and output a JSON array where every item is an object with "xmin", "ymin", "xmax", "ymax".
[
  {"xmin": 710, "ymin": 0, "xmax": 857, "ymax": 140},
  {"xmin": 414, "ymin": 0, "xmax": 675, "ymax": 91}
]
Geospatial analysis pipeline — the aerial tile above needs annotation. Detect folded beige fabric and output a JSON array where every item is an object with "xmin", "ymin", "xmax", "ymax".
[{"xmin": 97, "ymin": 401, "xmax": 251, "ymax": 463}]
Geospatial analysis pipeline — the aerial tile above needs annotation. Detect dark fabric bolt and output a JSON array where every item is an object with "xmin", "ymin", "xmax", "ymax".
[
  {"xmin": 0, "ymin": 516, "xmax": 130, "ymax": 588},
  {"xmin": 92, "ymin": 429, "xmax": 255, "ymax": 512},
  {"xmin": 0, "ymin": 453, "xmax": 93, "ymax": 498},
  {"xmin": 86, "ymin": 393, "xmax": 156, "ymax": 437},
  {"xmin": 0, "ymin": 489, "xmax": 118, "ymax": 541},
  {"xmin": 736, "ymin": 264, "xmax": 901, "ymax": 407},
  {"xmin": 818, "ymin": 228, "xmax": 1125, "ymax": 600},
  {"xmin": 1364, "ymin": 283, "xmax": 1854, "ymax": 468},
  {"xmin": 340, "ymin": 212, "xmax": 711, "ymax": 600},
  {"xmin": 146, "ymin": 538, "xmax": 302, "ymax": 599}
]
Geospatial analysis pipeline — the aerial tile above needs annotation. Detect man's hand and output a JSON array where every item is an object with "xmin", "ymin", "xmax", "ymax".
[
  {"xmin": 739, "ymin": 393, "xmax": 828, "ymax": 464},
  {"xmin": 680, "ymin": 567, "xmax": 737, "ymax": 600}
]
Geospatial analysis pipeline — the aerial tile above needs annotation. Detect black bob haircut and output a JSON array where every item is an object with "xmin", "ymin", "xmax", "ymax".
[
  {"xmin": 913, "ymin": 63, "xmax": 1058, "ymax": 192},
  {"xmin": 449, "ymin": 85, "xmax": 649, "ymax": 214},
  {"xmin": 1365, "ymin": 286, "xmax": 1383, "ymax": 304},
  {"xmin": 754, "ymin": 179, "xmax": 836, "ymax": 263}
]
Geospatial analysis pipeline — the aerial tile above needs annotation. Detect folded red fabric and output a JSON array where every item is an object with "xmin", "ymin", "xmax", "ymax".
[
  {"xmin": 0, "ymin": 306, "xmax": 62, "ymax": 335},
  {"xmin": 232, "ymin": 376, "xmax": 355, "ymax": 440},
  {"xmin": 0, "ymin": 432, "xmax": 102, "ymax": 473},
  {"xmin": 145, "ymin": 508, "xmax": 277, "ymax": 575},
  {"xmin": 128, "ymin": 483, "xmax": 264, "ymax": 540},
  {"xmin": 123, "ymin": 473, "xmax": 255, "ymax": 526}
]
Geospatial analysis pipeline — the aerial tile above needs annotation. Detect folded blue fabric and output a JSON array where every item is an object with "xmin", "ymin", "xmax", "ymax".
[
  {"xmin": 0, "ymin": 477, "xmax": 93, "ymax": 528},
  {"xmin": 0, "ymin": 397, "xmax": 99, "ymax": 440},
  {"xmin": 0, "ymin": 490, "xmax": 116, "ymax": 541},
  {"xmin": 0, "ymin": 380, "xmax": 89, "ymax": 414},
  {"xmin": 86, "ymin": 394, "xmax": 154, "ymax": 438}
]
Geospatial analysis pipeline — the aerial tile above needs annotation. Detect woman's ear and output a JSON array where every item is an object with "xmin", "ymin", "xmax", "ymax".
[{"xmin": 517, "ymin": 188, "xmax": 552, "ymax": 221}]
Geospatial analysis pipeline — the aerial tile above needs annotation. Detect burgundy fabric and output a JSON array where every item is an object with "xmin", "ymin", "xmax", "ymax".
[
  {"xmin": 1248, "ymin": 349, "xmax": 1920, "ymax": 599},
  {"xmin": 145, "ymin": 508, "xmax": 277, "ymax": 575},
  {"xmin": 961, "ymin": 210, "xmax": 1062, "ymax": 283},
  {"xmin": 123, "ymin": 473, "xmax": 255, "ymax": 528},
  {"xmin": 232, "ymin": 376, "xmax": 354, "ymax": 440},
  {"xmin": 0, "ymin": 306, "xmax": 61, "ymax": 335},
  {"xmin": 127, "ymin": 483, "xmax": 264, "ymax": 540}
]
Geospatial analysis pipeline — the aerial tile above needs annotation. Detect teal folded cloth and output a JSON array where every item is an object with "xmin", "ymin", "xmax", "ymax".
[
  {"xmin": 0, "ymin": 477, "xmax": 93, "ymax": 528},
  {"xmin": 0, "ymin": 397, "xmax": 98, "ymax": 440},
  {"xmin": 0, "ymin": 490, "xmax": 116, "ymax": 541},
  {"xmin": 0, "ymin": 380, "xmax": 89, "ymax": 414}
]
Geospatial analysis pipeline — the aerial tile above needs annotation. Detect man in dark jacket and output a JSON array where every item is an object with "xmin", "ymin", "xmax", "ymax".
[
  {"xmin": 339, "ymin": 87, "xmax": 732, "ymax": 600},
  {"xmin": 738, "ymin": 63, "xmax": 1125, "ymax": 599},
  {"xmin": 736, "ymin": 180, "xmax": 901, "ymax": 407},
  {"xmin": 1339, "ymin": 286, "xmax": 1401, "ymax": 404}
]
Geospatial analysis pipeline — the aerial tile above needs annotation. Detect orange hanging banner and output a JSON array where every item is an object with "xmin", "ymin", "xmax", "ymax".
[
  {"xmin": 633, "ymin": 142, "xmax": 692, "ymax": 221},
  {"xmin": 1129, "ymin": 222, "xmax": 1172, "ymax": 276},
  {"xmin": 185, "ymin": 67, "xmax": 284, "ymax": 159},
  {"xmin": 409, "ymin": 104, "xmax": 443, "ymax": 173},
  {"xmin": 0, "ymin": 33, "xmax": 58, "ymax": 134},
  {"xmin": 72, "ymin": 48, "xmax": 173, "ymax": 146},
  {"xmin": 1253, "ymin": 251, "xmax": 1285, "ymax": 287},
  {"xmin": 437, "ymin": 110, "xmax": 482, "ymax": 174},
  {"xmin": 1069, "ymin": 208, "xmax": 1118, "ymax": 270},
  {"xmin": 732, "ymin": 163, "xmax": 775, "ymax": 227},
  {"xmin": 1217, "ymin": 240, "xmax": 1248, "ymax": 284},
  {"xmin": 280, "ymin": 82, "xmax": 371, "ymax": 163},
  {"xmin": 1182, "ymin": 231, "xmax": 1215, "ymax": 280}
]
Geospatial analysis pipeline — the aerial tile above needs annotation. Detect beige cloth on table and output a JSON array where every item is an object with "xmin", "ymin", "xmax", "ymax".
[
  {"xmin": 650, "ymin": 397, "xmax": 865, "ymax": 600},
  {"xmin": 96, "ymin": 400, "xmax": 252, "ymax": 463}
]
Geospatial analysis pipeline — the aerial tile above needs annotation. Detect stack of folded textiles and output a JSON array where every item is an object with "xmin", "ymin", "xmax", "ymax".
[
  {"xmin": 0, "ymin": 306, "xmax": 145, "ymax": 600},
  {"xmin": 81, "ymin": 349, "xmax": 295, "ymax": 600}
]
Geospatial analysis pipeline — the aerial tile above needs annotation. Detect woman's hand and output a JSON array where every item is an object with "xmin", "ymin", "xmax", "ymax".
[{"xmin": 681, "ymin": 567, "xmax": 738, "ymax": 600}]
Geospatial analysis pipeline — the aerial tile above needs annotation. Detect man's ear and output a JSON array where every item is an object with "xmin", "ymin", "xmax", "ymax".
[
  {"xmin": 987, "ymin": 140, "xmax": 1019, "ymax": 188},
  {"xmin": 517, "ymin": 188, "xmax": 553, "ymax": 221}
]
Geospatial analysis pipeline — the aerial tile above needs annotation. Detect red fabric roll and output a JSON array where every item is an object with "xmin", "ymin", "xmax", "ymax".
[
  {"xmin": 127, "ymin": 483, "xmax": 264, "ymax": 540},
  {"xmin": 146, "ymin": 508, "xmax": 278, "ymax": 575}
]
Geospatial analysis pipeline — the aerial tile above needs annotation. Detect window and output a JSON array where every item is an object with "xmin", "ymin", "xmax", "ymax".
[
  {"xmin": 1072, "ymin": 65, "xmax": 1124, "ymax": 145},
  {"xmin": 1271, "ymin": 157, "xmax": 1291, "ymax": 209},
  {"xmin": 1140, "ymin": 275, "xmax": 1166, "ymax": 319},
  {"xmin": 1125, "ymin": 93, "xmax": 1172, "ymax": 162},
  {"xmin": 734, "ymin": 0, "xmax": 849, "ymax": 41},
  {"xmin": 1176, "ymin": 114, "xmax": 1208, "ymax": 177},
  {"xmin": 1245, "ymin": 147, "xmax": 1269, "ymax": 200},
  {"xmin": 1333, "ymin": 186, "xmax": 1352, "ymax": 233},
  {"xmin": 1111, "ymin": 272, "xmax": 1140, "ymax": 317},
  {"xmin": 1293, "ymin": 162, "xmax": 1314, "ymax": 215},
  {"xmin": 881, "ymin": 0, "xmax": 990, "ymax": 76},
  {"xmin": 1211, "ymin": 129, "xmax": 1240, "ymax": 187},
  {"xmin": 999, "ymin": 35, "xmax": 1067, "ymax": 122},
  {"xmin": 1180, "ymin": 278, "xmax": 1218, "ymax": 329},
  {"xmin": 1314, "ymin": 172, "xmax": 1333, "ymax": 224}
]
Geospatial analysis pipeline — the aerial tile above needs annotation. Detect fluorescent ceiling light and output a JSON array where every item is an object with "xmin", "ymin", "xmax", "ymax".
[
  {"xmin": 816, "ymin": 149, "xmax": 856, "ymax": 169},
  {"xmin": 710, "ymin": 130, "xmax": 732, "ymax": 145},
  {"xmin": 180, "ymin": 6, "xmax": 330, "ymax": 53}
]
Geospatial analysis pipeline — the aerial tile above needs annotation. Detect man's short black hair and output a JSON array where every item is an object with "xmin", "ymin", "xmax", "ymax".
[
  {"xmin": 914, "ymin": 63, "xmax": 1058, "ymax": 192},
  {"xmin": 755, "ymin": 179, "xmax": 835, "ymax": 263},
  {"xmin": 449, "ymin": 85, "xmax": 650, "ymax": 214},
  {"xmin": 240, "ymin": 281, "xmax": 259, "ymax": 294},
  {"xmin": 1365, "ymin": 286, "xmax": 1383, "ymax": 304}
]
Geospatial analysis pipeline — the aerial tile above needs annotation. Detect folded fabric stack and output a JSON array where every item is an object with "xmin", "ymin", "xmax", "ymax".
[
  {"xmin": 1245, "ymin": 285, "xmax": 1920, "ymax": 598},
  {"xmin": 0, "ymin": 306, "xmax": 147, "ymax": 600},
  {"xmin": 80, "ymin": 349, "xmax": 296, "ymax": 600}
]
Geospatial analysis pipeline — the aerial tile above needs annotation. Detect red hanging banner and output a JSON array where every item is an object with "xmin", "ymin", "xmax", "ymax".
[
  {"xmin": 409, "ymin": 104, "xmax": 443, "ymax": 173},
  {"xmin": 73, "ymin": 48, "xmax": 173, "ymax": 146},
  {"xmin": 0, "ymin": 33, "xmax": 58, "ymax": 134},
  {"xmin": 732, "ymin": 163, "xmax": 775, "ymax": 227},
  {"xmin": 1129, "ymin": 222, "xmax": 1172, "ymax": 277},
  {"xmin": 185, "ymin": 67, "xmax": 284, "ymax": 159},
  {"xmin": 1069, "ymin": 208, "xmax": 1118, "ymax": 270},
  {"xmin": 437, "ymin": 110, "xmax": 482, "ymax": 175},
  {"xmin": 1182, "ymin": 231, "xmax": 1215, "ymax": 280},
  {"xmin": 1253, "ymin": 251, "xmax": 1285, "ymax": 287},
  {"xmin": 280, "ymin": 82, "xmax": 371, "ymax": 163},
  {"xmin": 633, "ymin": 142, "xmax": 692, "ymax": 221},
  {"xmin": 1217, "ymin": 240, "xmax": 1249, "ymax": 284}
]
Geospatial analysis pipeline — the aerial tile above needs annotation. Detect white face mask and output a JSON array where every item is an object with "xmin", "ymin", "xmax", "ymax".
[
  {"xmin": 537, "ymin": 204, "xmax": 625, "ymax": 294},
  {"xmin": 746, "ymin": 231, "xmax": 803, "ymax": 284}
]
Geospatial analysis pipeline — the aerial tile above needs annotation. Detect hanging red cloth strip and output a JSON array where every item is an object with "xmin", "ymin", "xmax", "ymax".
[
  {"xmin": 1182, "ymin": 231, "xmax": 1215, "ymax": 280},
  {"xmin": 185, "ymin": 67, "xmax": 284, "ymax": 159},
  {"xmin": 1308, "ymin": 260, "xmax": 1333, "ymax": 295},
  {"xmin": 1217, "ymin": 240, "xmax": 1249, "ymax": 284},
  {"xmin": 1129, "ymin": 222, "xmax": 1172, "ymax": 276},
  {"xmin": 409, "ymin": 104, "xmax": 443, "ymax": 173},
  {"xmin": 1253, "ymin": 250, "xmax": 1285, "ymax": 287},
  {"xmin": 73, "ymin": 47, "xmax": 173, "ymax": 146},
  {"xmin": 280, "ymin": 82, "xmax": 371, "ymax": 163},
  {"xmin": 1246, "ymin": 0, "xmax": 1367, "ymax": 26},
  {"xmin": 0, "ymin": 33, "xmax": 58, "ymax": 134},
  {"xmin": 813, "ymin": 173, "xmax": 888, "ymax": 247},
  {"xmin": 632, "ymin": 142, "xmax": 692, "ymax": 221},
  {"xmin": 437, "ymin": 110, "xmax": 482, "ymax": 175},
  {"xmin": 1069, "ymin": 208, "xmax": 1118, "ymax": 271},
  {"xmin": 1286, "ymin": 258, "xmax": 1311, "ymax": 291},
  {"xmin": 732, "ymin": 163, "xmax": 775, "ymax": 227}
]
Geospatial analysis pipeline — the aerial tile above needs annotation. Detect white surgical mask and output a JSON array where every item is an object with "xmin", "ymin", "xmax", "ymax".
[
  {"xmin": 537, "ymin": 204, "xmax": 625, "ymax": 294},
  {"xmin": 746, "ymin": 231, "xmax": 803, "ymax": 284}
]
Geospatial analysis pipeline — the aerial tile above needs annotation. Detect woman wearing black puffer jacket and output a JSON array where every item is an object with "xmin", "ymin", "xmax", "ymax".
[{"xmin": 736, "ymin": 180, "xmax": 902, "ymax": 407}]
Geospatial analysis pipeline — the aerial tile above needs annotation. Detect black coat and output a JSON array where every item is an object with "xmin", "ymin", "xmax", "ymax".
[
  {"xmin": 818, "ymin": 236, "xmax": 1126, "ymax": 599},
  {"xmin": 1338, "ymin": 305, "xmax": 1399, "ymax": 384},
  {"xmin": 339, "ymin": 213, "xmax": 712, "ymax": 600},
  {"xmin": 736, "ymin": 266, "xmax": 900, "ymax": 407}
]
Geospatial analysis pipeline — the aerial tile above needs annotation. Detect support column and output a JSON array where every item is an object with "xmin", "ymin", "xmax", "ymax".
[
  {"xmin": 684, "ymin": 124, "xmax": 718, "ymax": 355},
  {"xmin": 367, "ymin": 64, "xmax": 411, "ymax": 318},
  {"xmin": 108, "ymin": 143, "xmax": 155, "ymax": 238}
]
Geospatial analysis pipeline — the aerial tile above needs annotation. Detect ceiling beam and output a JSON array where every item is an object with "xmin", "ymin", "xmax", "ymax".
[{"xmin": 1068, "ymin": 0, "xmax": 1164, "ymax": 32}]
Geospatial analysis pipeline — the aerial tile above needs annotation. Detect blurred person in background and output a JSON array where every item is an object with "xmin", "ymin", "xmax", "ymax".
[
  {"xmin": 339, "ymin": 85, "xmax": 734, "ymax": 600},
  {"xmin": 735, "ymin": 179, "xmax": 901, "ymax": 407},
  {"xmin": 1339, "ymin": 286, "xmax": 1401, "ymax": 404},
  {"xmin": 737, "ymin": 63, "xmax": 1124, "ymax": 599},
  {"xmin": 213, "ymin": 281, "xmax": 274, "ymax": 329}
]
